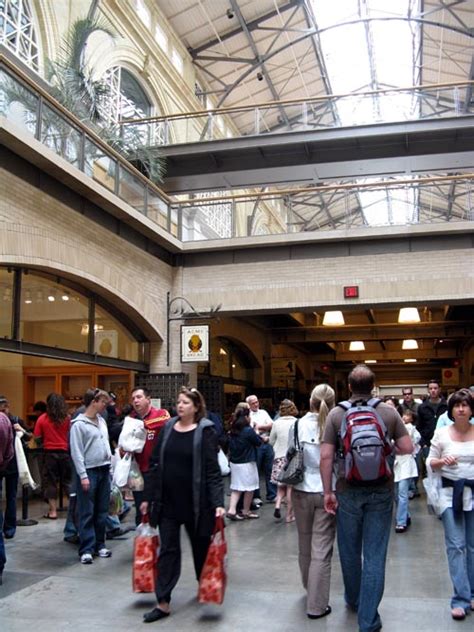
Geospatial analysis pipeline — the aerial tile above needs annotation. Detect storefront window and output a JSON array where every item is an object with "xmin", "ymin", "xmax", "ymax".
[
  {"xmin": 20, "ymin": 274, "xmax": 89, "ymax": 352},
  {"xmin": 0, "ymin": 267, "xmax": 13, "ymax": 338},
  {"xmin": 95, "ymin": 304, "xmax": 140, "ymax": 362}
]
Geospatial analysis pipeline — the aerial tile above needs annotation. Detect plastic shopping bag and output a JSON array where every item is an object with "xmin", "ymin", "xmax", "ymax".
[
  {"xmin": 217, "ymin": 448, "xmax": 230, "ymax": 476},
  {"xmin": 113, "ymin": 452, "xmax": 132, "ymax": 488},
  {"xmin": 109, "ymin": 484, "xmax": 124, "ymax": 516},
  {"xmin": 198, "ymin": 516, "xmax": 227, "ymax": 605},
  {"xmin": 118, "ymin": 416, "xmax": 146, "ymax": 453},
  {"xmin": 15, "ymin": 431, "xmax": 38, "ymax": 489},
  {"xmin": 127, "ymin": 456, "xmax": 144, "ymax": 492},
  {"xmin": 132, "ymin": 514, "xmax": 160, "ymax": 593}
]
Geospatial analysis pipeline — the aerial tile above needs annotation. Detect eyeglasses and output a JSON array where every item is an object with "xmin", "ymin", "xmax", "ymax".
[{"xmin": 402, "ymin": 392, "xmax": 412, "ymax": 396}]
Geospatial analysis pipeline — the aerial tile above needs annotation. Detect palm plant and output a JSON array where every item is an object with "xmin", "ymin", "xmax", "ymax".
[{"xmin": 1, "ymin": 16, "xmax": 166, "ymax": 184}]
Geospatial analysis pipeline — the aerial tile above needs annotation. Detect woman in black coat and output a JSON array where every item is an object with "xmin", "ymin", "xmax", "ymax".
[{"xmin": 140, "ymin": 387, "xmax": 225, "ymax": 623}]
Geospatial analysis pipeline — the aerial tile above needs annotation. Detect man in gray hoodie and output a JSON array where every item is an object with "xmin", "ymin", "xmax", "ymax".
[{"xmin": 70, "ymin": 388, "xmax": 112, "ymax": 564}]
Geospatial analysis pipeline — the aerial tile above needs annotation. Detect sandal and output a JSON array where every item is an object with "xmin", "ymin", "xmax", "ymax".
[
  {"xmin": 243, "ymin": 512, "xmax": 259, "ymax": 519},
  {"xmin": 285, "ymin": 515, "xmax": 295, "ymax": 523},
  {"xmin": 43, "ymin": 514, "xmax": 58, "ymax": 520},
  {"xmin": 226, "ymin": 512, "xmax": 244, "ymax": 521}
]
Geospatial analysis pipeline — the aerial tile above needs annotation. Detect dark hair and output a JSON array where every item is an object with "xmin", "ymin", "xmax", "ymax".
[
  {"xmin": 33, "ymin": 401, "xmax": 47, "ymax": 413},
  {"xmin": 119, "ymin": 404, "xmax": 134, "ymax": 422},
  {"xmin": 402, "ymin": 388, "xmax": 413, "ymax": 395},
  {"xmin": 447, "ymin": 389, "xmax": 473, "ymax": 421},
  {"xmin": 230, "ymin": 410, "xmax": 250, "ymax": 435},
  {"xmin": 401, "ymin": 409, "xmax": 414, "ymax": 421},
  {"xmin": 132, "ymin": 386, "xmax": 151, "ymax": 398},
  {"xmin": 46, "ymin": 393, "xmax": 69, "ymax": 424},
  {"xmin": 178, "ymin": 386, "xmax": 206, "ymax": 422},
  {"xmin": 427, "ymin": 379, "xmax": 440, "ymax": 388},
  {"xmin": 348, "ymin": 364, "xmax": 375, "ymax": 393}
]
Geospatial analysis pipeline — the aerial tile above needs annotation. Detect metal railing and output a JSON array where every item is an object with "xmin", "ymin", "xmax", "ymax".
[
  {"xmin": 1, "ymin": 53, "xmax": 474, "ymax": 244},
  {"xmin": 119, "ymin": 80, "xmax": 474, "ymax": 146},
  {"xmin": 0, "ymin": 53, "xmax": 177, "ymax": 238}
]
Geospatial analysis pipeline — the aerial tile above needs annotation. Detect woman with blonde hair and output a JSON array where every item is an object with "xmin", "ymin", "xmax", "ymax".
[
  {"xmin": 270, "ymin": 399, "xmax": 298, "ymax": 522},
  {"xmin": 291, "ymin": 383, "xmax": 336, "ymax": 620}
]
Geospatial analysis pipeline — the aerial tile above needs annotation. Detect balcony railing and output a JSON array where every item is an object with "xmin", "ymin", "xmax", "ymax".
[
  {"xmin": 119, "ymin": 80, "xmax": 474, "ymax": 146},
  {"xmin": 0, "ymin": 52, "xmax": 176, "ymax": 238},
  {"xmin": 1, "ymin": 52, "xmax": 473, "ymax": 244}
]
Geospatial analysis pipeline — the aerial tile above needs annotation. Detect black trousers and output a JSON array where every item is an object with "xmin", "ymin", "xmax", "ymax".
[{"xmin": 156, "ymin": 515, "xmax": 211, "ymax": 604}]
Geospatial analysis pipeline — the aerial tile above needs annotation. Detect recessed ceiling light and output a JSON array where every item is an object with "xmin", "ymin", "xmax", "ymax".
[{"xmin": 349, "ymin": 341, "xmax": 365, "ymax": 351}]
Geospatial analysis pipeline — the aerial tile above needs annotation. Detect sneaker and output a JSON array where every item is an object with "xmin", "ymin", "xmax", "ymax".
[
  {"xmin": 97, "ymin": 547, "xmax": 112, "ymax": 558},
  {"xmin": 253, "ymin": 499, "xmax": 263, "ymax": 508},
  {"xmin": 80, "ymin": 553, "xmax": 93, "ymax": 564}
]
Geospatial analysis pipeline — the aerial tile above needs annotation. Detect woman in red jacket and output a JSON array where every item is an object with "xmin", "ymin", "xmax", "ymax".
[{"xmin": 34, "ymin": 393, "xmax": 71, "ymax": 519}]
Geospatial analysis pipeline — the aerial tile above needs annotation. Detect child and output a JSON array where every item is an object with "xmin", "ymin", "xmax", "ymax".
[{"xmin": 394, "ymin": 410, "xmax": 420, "ymax": 533}]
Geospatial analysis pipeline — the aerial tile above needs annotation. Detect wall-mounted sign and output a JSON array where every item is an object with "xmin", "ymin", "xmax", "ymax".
[
  {"xmin": 95, "ymin": 330, "xmax": 118, "ymax": 357},
  {"xmin": 271, "ymin": 358, "xmax": 296, "ymax": 377},
  {"xmin": 181, "ymin": 325, "xmax": 209, "ymax": 362},
  {"xmin": 442, "ymin": 367, "xmax": 459, "ymax": 386}
]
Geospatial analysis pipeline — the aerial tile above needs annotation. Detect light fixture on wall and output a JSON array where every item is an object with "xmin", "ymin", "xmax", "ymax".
[
  {"xmin": 398, "ymin": 307, "xmax": 420, "ymax": 323},
  {"xmin": 24, "ymin": 290, "xmax": 32, "ymax": 304},
  {"xmin": 61, "ymin": 292, "xmax": 70, "ymax": 301},
  {"xmin": 349, "ymin": 341, "xmax": 365, "ymax": 351},
  {"xmin": 404, "ymin": 358, "xmax": 417, "ymax": 363},
  {"xmin": 81, "ymin": 323, "xmax": 104, "ymax": 335},
  {"xmin": 402, "ymin": 339, "xmax": 418, "ymax": 350},
  {"xmin": 219, "ymin": 347, "xmax": 227, "ymax": 355},
  {"xmin": 322, "ymin": 310, "xmax": 345, "ymax": 326},
  {"xmin": 47, "ymin": 292, "xmax": 56, "ymax": 302}
]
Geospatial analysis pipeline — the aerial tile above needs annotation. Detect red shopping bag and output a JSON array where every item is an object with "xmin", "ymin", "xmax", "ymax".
[
  {"xmin": 132, "ymin": 514, "xmax": 160, "ymax": 593},
  {"xmin": 198, "ymin": 516, "xmax": 227, "ymax": 605}
]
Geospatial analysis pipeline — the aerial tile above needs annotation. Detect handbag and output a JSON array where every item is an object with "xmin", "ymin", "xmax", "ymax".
[
  {"xmin": 198, "ymin": 516, "xmax": 227, "ymax": 605},
  {"xmin": 276, "ymin": 420, "xmax": 304, "ymax": 486},
  {"xmin": 132, "ymin": 513, "xmax": 160, "ymax": 593}
]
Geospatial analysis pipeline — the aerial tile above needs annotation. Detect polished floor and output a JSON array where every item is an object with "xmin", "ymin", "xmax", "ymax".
[{"xmin": 0, "ymin": 490, "xmax": 469, "ymax": 631}]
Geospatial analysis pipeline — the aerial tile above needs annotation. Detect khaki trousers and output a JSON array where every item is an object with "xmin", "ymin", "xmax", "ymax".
[{"xmin": 292, "ymin": 489, "xmax": 336, "ymax": 616}]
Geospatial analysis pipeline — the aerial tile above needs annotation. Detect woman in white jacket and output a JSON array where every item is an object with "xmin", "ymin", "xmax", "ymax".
[
  {"xmin": 269, "ymin": 399, "xmax": 298, "ymax": 522},
  {"xmin": 290, "ymin": 384, "xmax": 336, "ymax": 620}
]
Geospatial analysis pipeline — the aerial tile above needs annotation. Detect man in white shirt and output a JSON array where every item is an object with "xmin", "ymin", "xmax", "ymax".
[{"xmin": 246, "ymin": 395, "xmax": 276, "ymax": 502}]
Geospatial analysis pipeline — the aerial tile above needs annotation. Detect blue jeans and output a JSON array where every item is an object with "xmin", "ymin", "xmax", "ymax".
[
  {"xmin": 0, "ymin": 507, "xmax": 5, "ymax": 573},
  {"xmin": 76, "ymin": 466, "xmax": 110, "ymax": 556},
  {"xmin": 337, "ymin": 487, "xmax": 393, "ymax": 632},
  {"xmin": 441, "ymin": 507, "xmax": 474, "ymax": 610},
  {"xmin": 0, "ymin": 473, "xmax": 18, "ymax": 537},
  {"xmin": 256, "ymin": 442, "xmax": 276, "ymax": 501},
  {"xmin": 395, "ymin": 479, "xmax": 410, "ymax": 527}
]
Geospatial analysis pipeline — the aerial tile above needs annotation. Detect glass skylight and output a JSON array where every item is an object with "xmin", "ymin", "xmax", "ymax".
[{"xmin": 313, "ymin": 0, "xmax": 421, "ymax": 225}]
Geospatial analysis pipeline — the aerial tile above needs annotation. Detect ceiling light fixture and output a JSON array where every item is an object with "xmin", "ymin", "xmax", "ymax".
[
  {"xmin": 402, "ymin": 339, "xmax": 418, "ymax": 350},
  {"xmin": 322, "ymin": 310, "xmax": 345, "ymax": 326},
  {"xmin": 398, "ymin": 307, "xmax": 420, "ymax": 323},
  {"xmin": 24, "ymin": 290, "xmax": 32, "ymax": 304},
  {"xmin": 365, "ymin": 359, "xmax": 377, "ymax": 364},
  {"xmin": 61, "ymin": 292, "xmax": 70, "ymax": 301},
  {"xmin": 47, "ymin": 292, "xmax": 55, "ymax": 302},
  {"xmin": 349, "ymin": 341, "xmax": 365, "ymax": 351},
  {"xmin": 404, "ymin": 358, "xmax": 417, "ymax": 363},
  {"xmin": 219, "ymin": 347, "xmax": 227, "ymax": 356}
]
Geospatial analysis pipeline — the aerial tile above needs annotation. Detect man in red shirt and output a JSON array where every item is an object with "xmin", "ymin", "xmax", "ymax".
[{"xmin": 129, "ymin": 387, "xmax": 170, "ymax": 525}]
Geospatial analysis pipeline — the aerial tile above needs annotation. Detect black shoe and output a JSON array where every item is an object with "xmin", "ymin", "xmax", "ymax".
[
  {"xmin": 395, "ymin": 525, "xmax": 407, "ymax": 533},
  {"xmin": 143, "ymin": 608, "xmax": 170, "ymax": 623},
  {"xmin": 63, "ymin": 535, "xmax": 79, "ymax": 544},
  {"xmin": 273, "ymin": 508, "xmax": 281, "ymax": 520},
  {"xmin": 308, "ymin": 606, "xmax": 332, "ymax": 619},
  {"xmin": 3, "ymin": 531, "xmax": 15, "ymax": 539}
]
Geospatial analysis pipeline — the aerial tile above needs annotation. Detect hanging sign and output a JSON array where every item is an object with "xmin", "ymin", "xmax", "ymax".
[{"xmin": 181, "ymin": 325, "xmax": 209, "ymax": 362}]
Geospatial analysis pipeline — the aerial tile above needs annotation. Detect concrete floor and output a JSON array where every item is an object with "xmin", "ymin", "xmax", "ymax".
[{"xmin": 0, "ymin": 492, "xmax": 470, "ymax": 631}]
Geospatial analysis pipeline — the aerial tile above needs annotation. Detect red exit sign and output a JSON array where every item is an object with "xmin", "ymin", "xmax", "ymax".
[{"xmin": 344, "ymin": 286, "xmax": 359, "ymax": 298}]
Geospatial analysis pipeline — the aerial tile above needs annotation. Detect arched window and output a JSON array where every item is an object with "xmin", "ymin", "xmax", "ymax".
[
  {"xmin": 0, "ymin": 0, "xmax": 40, "ymax": 71},
  {"xmin": 0, "ymin": 267, "xmax": 147, "ymax": 368},
  {"xmin": 100, "ymin": 66, "xmax": 166, "ymax": 146}
]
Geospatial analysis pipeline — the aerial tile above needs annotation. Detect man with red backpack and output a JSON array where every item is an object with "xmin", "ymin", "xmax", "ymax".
[{"xmin": 320, "ymin": 365, "xmax": 413, "ymax": 632}]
